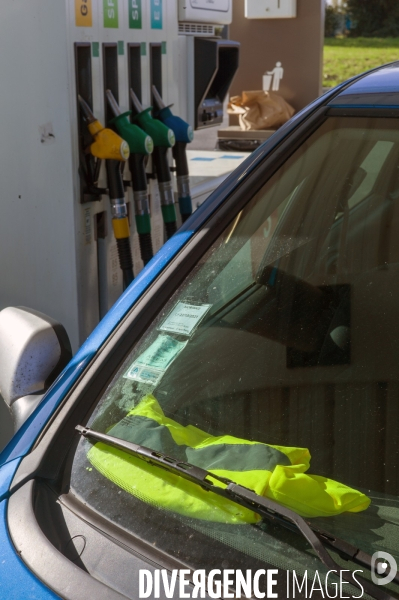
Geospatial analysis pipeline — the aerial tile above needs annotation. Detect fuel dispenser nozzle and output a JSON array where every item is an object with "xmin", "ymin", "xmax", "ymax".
[
  {"xmin": 106, "ymin": 90, "xmax": 154, "ymax": 266},
  {"xmin": 152, "ymin": 85, "xmax": 194, "ymax": 223},
  {"xmin": 130, "ymin": 88, "xmax": 178, "ymax": 240},
  {"xmin": 78, "ymin": 95, "xmax": 134, "ymax": 291},
  {"xmin": 77, "ymin": 95, "xmax": 130, "ymax": 161}
]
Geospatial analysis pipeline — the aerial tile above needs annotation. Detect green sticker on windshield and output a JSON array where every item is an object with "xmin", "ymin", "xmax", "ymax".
[{"xmin": 124, "ymin": 335, "xmax": 187, "ymax": 384}]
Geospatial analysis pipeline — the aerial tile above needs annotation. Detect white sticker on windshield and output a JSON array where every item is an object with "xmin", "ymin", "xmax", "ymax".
[
  {"xmin": 124, "ymin": 363, "xmax": 165, "ymax": 386},
  {"xmin": 158, "ymin": 302, "xmax": 212, "ymax": 337}
]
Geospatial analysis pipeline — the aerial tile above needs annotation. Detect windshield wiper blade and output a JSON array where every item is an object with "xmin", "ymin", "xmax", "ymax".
[
  {"xmin": 309, "ymin": 522, "xmax": 399, "ymax": 587},
  {"xmin": 76, "ymin": 425, "xmax": 396, "ymax": 600},
  {"xmin": 260, "ymin": 510, "xmax": 399, "ymax": 588}
]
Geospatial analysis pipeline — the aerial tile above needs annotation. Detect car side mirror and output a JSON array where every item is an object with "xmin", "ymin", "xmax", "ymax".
[{"xmin": 0, "ymin": 307, "xmax": 72, "ymax": 431}]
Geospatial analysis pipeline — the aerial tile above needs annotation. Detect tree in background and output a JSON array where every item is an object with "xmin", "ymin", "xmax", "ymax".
[
  {"xmin": 347, "ymin": 0, "xmax": 399, "ymax": 36},
  {"xmin": 325, "ymin": 4, "xmax": 342, "ymax": 37}
]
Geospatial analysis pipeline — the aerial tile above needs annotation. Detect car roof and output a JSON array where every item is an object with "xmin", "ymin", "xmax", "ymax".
[{"xmin": 328, "ymin": 62, "xmax": 399, "ymax": 108}]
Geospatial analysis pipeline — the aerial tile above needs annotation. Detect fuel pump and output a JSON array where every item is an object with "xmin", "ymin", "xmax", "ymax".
[
  {"xmin": 152, "ymin": 85, "xmax": 193, "ymax": 223},
  {"xmin": 106, "ymin": 90, "xmax": 155, "ymax": 265},
  {"xmin": 129, "ymin": 89, "xmax": 178, "ymax": 240},
  {"xmin": 78, "ymin": 95, "xmax": 134, "ymax": 290}
]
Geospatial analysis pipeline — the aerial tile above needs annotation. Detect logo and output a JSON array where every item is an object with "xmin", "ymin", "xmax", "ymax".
[
  {"xmin": 371, "ymin": 551, "xmax": 397, "ymax": 586},
  {"xmin": 167, "ymin": 129, "xmax": 176, "ymax": 147},
  {"xmin": 263, "ymin": 61, "xmax": 283, "ymax": 92},
  {"xmin": 75, "ymin": 0, "xmax": 92, "ymax": 26},
  {"xmin": 120, "ymin": 140, "xmax": 130, "ymax": 160},
  {"xmin": 187, "ymin": 125, "xmax": 194, "ymax": 142},
  {"xmin": 145, "ymin": 135, "xmax": 154, "ymax": 155}
]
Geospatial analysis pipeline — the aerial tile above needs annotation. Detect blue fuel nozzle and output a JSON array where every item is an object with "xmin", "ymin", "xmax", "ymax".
[{"xmin": 152, "ymin": 85, "xmax": 193, "ymax": 144}]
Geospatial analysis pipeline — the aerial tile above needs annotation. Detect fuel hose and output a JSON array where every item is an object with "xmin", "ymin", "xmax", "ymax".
[
  {"xmin": 130, "ymin": 89, "xmax": 177, "ymax": 240},
  {"xmin": 78, "ymin": 95, "xmax": 134, "ymax": 290},
  {"xmin": 152, "ymin": 85, "xmax": 194, "ymax": 223},
  {"xmin": 152, "ymin": 146, "xmax": 177, "ymax": 239},
  {"xmin": 172, "ymin": 142, "xmax": 191, "ymax": 223},
  {"xmin": 106, "ymin": 159, "xmax": 134, "ymax": 290},
  {"xmin": 106, "ymin": 90, "xmax": 154, "ymax": 265},
  {"xmin": 130, "ymin": 153, "xmax": 153, "ymax": 264}
]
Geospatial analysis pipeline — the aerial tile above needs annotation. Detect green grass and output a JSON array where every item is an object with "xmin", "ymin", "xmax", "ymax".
[{"xmin": 323, "ymin": 37, "xmax": 399, "ymax": 88}]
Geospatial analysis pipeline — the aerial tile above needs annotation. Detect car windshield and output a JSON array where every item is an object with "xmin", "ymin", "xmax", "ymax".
[{"xmin": 70, "ymin": 116, "xmax": 399, "ymax": 592}]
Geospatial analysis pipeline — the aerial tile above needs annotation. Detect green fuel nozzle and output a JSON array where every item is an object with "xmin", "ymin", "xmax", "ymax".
[
  {"xmin": 130, "ymin": 88, "xmax": 175, "ymax": 148},
  {"xmin": 152, "ymin": 85, "xmax": 193, "ymax": 222},
  {"xmin": 130, "ymin": 88, "xmax": 177, "ymax": 240},
  {"xmin": 106, "ymin": 90, "xmax": 154, "ymax": 156},
  {"xmin": 106, "ymin": 89, "xmax": 154, "ymax": 264}
]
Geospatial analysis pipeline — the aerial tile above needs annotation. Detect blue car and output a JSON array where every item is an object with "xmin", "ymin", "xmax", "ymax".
[{"xmin": 2, "ymin": 64, "xmax": 399, "ymax": 600}]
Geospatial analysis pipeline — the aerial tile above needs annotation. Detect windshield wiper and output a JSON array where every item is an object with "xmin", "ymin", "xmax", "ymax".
[{"xmin": 76, "ymin": 424, "xmax": 397, "ymax": 600}]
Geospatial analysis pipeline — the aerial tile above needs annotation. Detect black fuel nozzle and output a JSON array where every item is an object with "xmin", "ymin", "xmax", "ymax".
[
  {"xmin": 152, "ymin": 85, "xmax": 193, "ymax": 223},
  {"xmin": 106, "ymin": 90, "xmax": 154, "ymax": 265},
  {"xmin": 130, "ymin": 88, "xmax": 178, "ymax": 240}
]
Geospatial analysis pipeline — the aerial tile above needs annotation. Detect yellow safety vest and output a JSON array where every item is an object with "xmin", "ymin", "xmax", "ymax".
[{"xmin": 87, "ymin": 394, "xmax": 370, "ymax": 524}]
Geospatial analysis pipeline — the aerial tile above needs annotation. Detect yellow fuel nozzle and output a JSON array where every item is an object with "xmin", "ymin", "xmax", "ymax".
[
  {"xmin": 89, "ymin": 123, "xmax": 130, "ymax": 161},
  {"xmin": 78, "ymin": 95, "xmax": 130, "ymax": 161}
]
